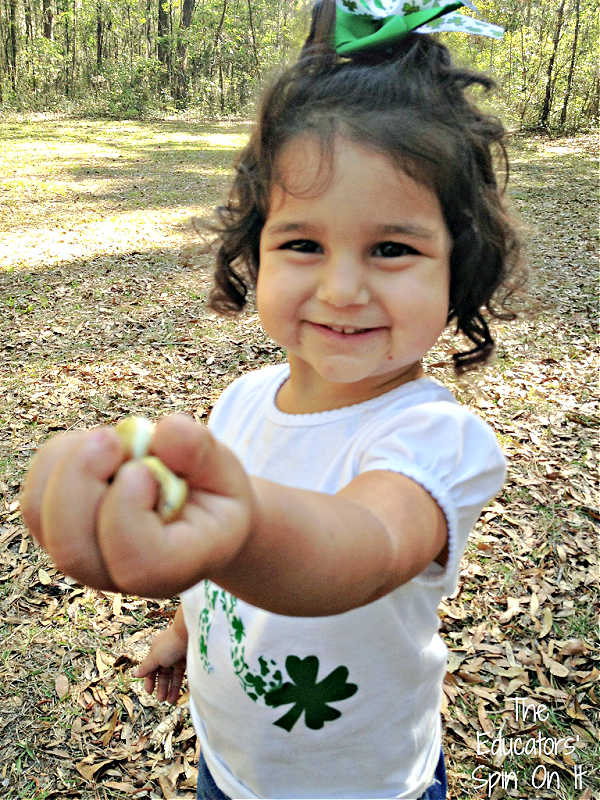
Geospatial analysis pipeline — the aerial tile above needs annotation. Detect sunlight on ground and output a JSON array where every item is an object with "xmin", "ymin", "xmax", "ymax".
[
  {"xmin": 544, "ymin": 145, "xmax": 579, "ymax": 155},
  {"xmin": 195, "ymin": 132, "xmax": 249, "ymax": 149},
  {"xmin": 0, "ymin": 207, "xmax": 208, "ymax": 271},
  {"xmin": 0, "ymin": 118, "xmax": 250, "ymax": 271}
]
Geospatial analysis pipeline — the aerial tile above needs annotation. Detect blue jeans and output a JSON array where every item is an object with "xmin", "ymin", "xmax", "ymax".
[{"xmin": 196, "ymin": 748, "xmax": 447, "ymax": 800}]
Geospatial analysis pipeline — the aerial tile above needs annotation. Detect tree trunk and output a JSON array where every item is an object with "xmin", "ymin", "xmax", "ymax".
[
  {"xmin": 539, "ymin": 0, "xmax": 566, "ymax": 128},
  {"xmin": 9, "ymin": 0, "xmax": 17, "ymax": 91},
  {"xmin": 42, "ymin": 0, "xmax": 54, "ymax": 39},
  {"xmin": 96, "ymin": 0, "xmax": 104, "ymax": 71},
  {"xmin": 127, "ymin": 4, "xmax": 133, "ymax": 77},
  {"xmin": 63, "ymin": 0, "xmax": 70, "ymax": 94},
  {"xmin": 246, "ymin": 0, "xmax": 260, "ymax": 77},
  {"xmin": 158, "ymin": 0, "xmax": 169, "ymax": 69},
  {"xmin": 219, "ymin": 59, "xmax": 224, "ymax": 112},
  {"xmin": 560, "ymin": 0, "xmax": 580, "ymax": 127},
  {"xmin": 209, "ymin": 0, "xmax": 227, "ymax": 80},
  {"xmin": 24, "ymin": 0, "xmax": 33, "ymax": 44},
  {"xmin": 174, "ymin": 0, "xmax": 196, "ymax": 106},
  {"xmin": 71, "ymin": 0, "xmax": 77, "ymax": 94},
  {"xmin": 24, "ymin": 0, "xmax": 36, "ymax": 89},
  {"xmin": 146, "ymin": 0, "xmax": 152, "ymax": 57}
]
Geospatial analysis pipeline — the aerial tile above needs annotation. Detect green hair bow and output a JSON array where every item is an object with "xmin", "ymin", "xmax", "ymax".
[{"xmin": 334, "ymin": 0, "xmax": 504, "ymax": 56}]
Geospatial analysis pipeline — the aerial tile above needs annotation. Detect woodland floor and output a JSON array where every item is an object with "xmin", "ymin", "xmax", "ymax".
[{"xmin": 0, "ymin": 118, "xmax": 598, "ymax": 800}]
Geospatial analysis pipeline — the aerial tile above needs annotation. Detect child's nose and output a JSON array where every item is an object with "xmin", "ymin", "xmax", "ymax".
[{"xmin": 315, "ymin": 256, "xmax": 369, "ymax": 307}]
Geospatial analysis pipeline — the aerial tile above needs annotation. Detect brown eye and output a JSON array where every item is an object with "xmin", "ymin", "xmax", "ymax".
[
  {"xmin": 374, "ymin": 242, "xmax": 418, "ymax": 257},
  {"xmin": 282, "ymin": 239, "xmax": 322, "ymax": 253}
]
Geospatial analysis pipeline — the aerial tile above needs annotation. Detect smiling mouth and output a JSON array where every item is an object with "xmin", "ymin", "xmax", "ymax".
[{"xmin": 311, "ymin": 322, "xmax": 378, "ymax": 335}]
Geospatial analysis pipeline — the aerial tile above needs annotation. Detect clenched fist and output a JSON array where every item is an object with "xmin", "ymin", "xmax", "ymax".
[{"xmin": 20, "ymin": 414, "xmax": 255, "ymax": 598}]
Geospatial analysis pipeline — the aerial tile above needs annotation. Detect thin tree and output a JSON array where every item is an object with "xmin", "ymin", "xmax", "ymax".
[
  {"xmin": 208, "ymin": 0, "xmax": 227, "ymax": 110},
  {"xmin": 560, "ymin": 0, "xmax": 580, "ymax": 127},
  {"xmin": 247, "ymin": 0, "xmax": 260, "ymax": 77},
  {"xmin": 175, "ymin": 0, "xmax": 196, "ymax": 105},
  {"xmin": 96, "ymin": 0, "xmax": 104, "ymax": 71},
  {"xmin": 43, "ymin": 0, "xmax": 54, "ymax": 40},
  {"xmin": 9, "ymin": 0, "xmax": 17, "ymax": 91},
  {"xmin": 539, "ymin": 0, "xmax": 566, "ymax": 127},
  {"xmin": 145, "ymin": 0, "xmax": 152, "ymax": 57},
  {"xmin": 158, "ymin": 0, "xmax": 170, "ymax": 76}
]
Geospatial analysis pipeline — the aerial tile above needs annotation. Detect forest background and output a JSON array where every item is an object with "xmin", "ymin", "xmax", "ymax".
[
  {"xmin": 0, "ymin": 0, "xmax": 598, "ymax": 131},
  {"xmin": 0, "ymin": 0, "xmax": 599, "ymax": 799}
]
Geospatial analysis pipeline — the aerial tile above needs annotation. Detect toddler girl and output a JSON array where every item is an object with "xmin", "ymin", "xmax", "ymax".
[{"xmin": 21, "ymin": 1, "xmax": 521, "ymax": 797}]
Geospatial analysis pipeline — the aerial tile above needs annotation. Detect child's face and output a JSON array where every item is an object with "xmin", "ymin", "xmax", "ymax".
[{"xmin": 257, "ymin": 135, "xmax": 451, "ymax": 407}]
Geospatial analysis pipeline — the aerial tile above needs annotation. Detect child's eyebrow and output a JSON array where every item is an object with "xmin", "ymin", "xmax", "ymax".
[
  {"xmin": 263, "ymin": 221, "xmax": 320, "ymax": 236},
  {"xmin": 264, "ymin": 221, "xmax": 437, "ymax": 239},
  {"xmin": 374, "ymin": 223, "xmax": 436, "ymax": 240}
]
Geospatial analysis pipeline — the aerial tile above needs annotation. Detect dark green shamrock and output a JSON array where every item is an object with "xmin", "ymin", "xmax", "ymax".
[{"xmin": 265, "ymin": 655, "xmax": 358, "ymax": 732}]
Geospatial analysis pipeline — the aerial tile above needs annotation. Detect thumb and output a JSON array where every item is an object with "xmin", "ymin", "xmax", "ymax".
[{"xmin": 151, "ymin": 414, "xmax": 250, "ymax": 500}]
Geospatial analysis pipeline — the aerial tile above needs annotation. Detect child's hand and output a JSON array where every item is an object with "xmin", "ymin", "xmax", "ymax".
[
  {"xmin": 134, "ymin": 619, "xmax": 188, "ymax": 705},
  {"xmin": 20, "ymin": 415, "xmax": 255, "ymax": 597}
]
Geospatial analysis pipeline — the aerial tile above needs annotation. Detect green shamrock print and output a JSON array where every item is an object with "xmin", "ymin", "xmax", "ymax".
[
  {"xmin": 198, "ymin": 583, "xmax": 358, "ymax": 731},
  {"xmin": 265, "ymin": 655, "xmax": 358, "ymax": 732}
]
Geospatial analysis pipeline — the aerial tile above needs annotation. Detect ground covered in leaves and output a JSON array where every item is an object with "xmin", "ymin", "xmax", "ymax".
[{"xmin": 0, "ymin": 117, "xmax": 598, "ymax": 800}]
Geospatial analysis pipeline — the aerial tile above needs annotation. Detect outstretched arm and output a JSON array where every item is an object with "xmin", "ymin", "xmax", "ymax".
[
  {"xmin": 21, "ymin": 414, "xmax": 446, "ymax": 615},
  {"xmin": 213, "ymin": 470, "xmax": 447, "ymax": 616}
]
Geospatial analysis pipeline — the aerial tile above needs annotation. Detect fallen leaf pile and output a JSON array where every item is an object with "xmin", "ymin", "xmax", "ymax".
[{"xmin": 0, "ymin": 121, "xmax": 597, "ymax": 799}]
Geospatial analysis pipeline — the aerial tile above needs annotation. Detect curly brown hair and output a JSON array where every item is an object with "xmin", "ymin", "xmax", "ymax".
[{"xmin": 208, "ymin": 0, "xmax": 523, "ymax": 371}]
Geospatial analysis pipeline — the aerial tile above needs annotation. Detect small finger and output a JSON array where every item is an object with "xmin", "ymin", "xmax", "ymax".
[
  {"xmin": 20, "ymin": 430, "xmax": 88, "ymax": 547},
  {"xmin": 144, "ymin": 672, "xmax": 157, "ymax": 696},
  {"xmin": 41, "ymin": 428, "xmax": 124, "ymax": 588},
  {"xmin": 97, "ymin": 459, "xmax": 167, "ymax": 591},
  {"xmin": 167, "ymin": 661, "xmax": 186, "ymax": 705},
  {"xmin": 156, "ymin": 668, "xmax": 171, "ymax": 703}
]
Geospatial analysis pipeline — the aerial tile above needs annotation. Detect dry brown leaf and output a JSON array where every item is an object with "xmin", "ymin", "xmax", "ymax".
[
  {"xmin": 499, "ymin": 596, "xmax": 523, "ymax": 623},
  {"xmin": 566, "ymin": 697, "xmax": 590, "ymax": 721},
  {"xmin": 539, "ymin": 648, "xmax": 569, "ymax": 678},
  {"xmin": 529, "ymin": 591, "xmax": 540, "ymax": 617},
  {"xmin": 120, "ymin": 693, "xmax": 135, "ymax": 719},
  {"xmin": 38, "ymin": 568, "xmax": 53, "ymax": 585},
  {"xmin": 539, "ymin": 606, "xmax": 553, "ymax": 637},
  {"xmin": 558, "ymin": 638, "xmax": 588, "ymax": 656},
  {"xmin": 102, "ymin": 709, "xmax": 119, "ymax": 746},
  {"xmin": 158, "ymin": 773, "xmax": 176, "ymax": 798},
  {"xmin": 477, "ymin": 700, "xmax": 495, "ymax": 735},
  {"xmin": 446, "ymin": 651, "xmax": 466, "ymax": 673},
  {"xmin": 69, "ymin": 717, "xmax": 84, "ymax": 741},
  {"xmin": 440, "ymin": 690, "xmax": 449, "ymax": 718},
  {"xmin": 112, "ymin": 592, "xmax": 123, "ymax": 616},
  {"xmin": 75, "ymin": 758, "xmax": 113, "ymax": 782},
  {"xmin": 505, "ymin": 675, "xmax": 529, "ymax": 695},
  {"xmin": 102, "ymin": 782, "xmax": 140, "ymax": 793},
  {"xmin": 96, "ymin": 648, "xmax": 115, "ymax": 677},
  {"xmin": 54, "ymin": 673, "xmax": 70, "ymax": 700}
]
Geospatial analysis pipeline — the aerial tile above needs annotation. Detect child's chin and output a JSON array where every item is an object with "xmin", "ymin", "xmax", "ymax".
[{"xmin": 314, "ymin": 363, "xmax": 376, "ymax": 385}]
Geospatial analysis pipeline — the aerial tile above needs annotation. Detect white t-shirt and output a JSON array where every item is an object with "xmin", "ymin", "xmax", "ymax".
[{"xmin": 181, "ymin": 364, "xmax": 505, "ymax": 799}]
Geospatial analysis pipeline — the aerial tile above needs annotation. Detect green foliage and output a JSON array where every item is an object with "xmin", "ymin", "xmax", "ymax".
[
  {"xmin": 0, "ymin": 0, "xmax": 596, "ymax": 129},
  {"xmin": 441, "ymin": 0, "xmax": 599, "ymax": 132},
  {"xmin": 88, "ymin": 58, "xmax": 168, "ymax": 118}
]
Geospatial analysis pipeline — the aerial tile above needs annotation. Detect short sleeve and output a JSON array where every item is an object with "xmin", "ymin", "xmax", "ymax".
[
  {"xmin": 207, "ymin": 376, "xmax": 244, "ymax": 436},
  {"xmin": 357, "ymin": 401, "xmax": 506, "ymax": 597},
  {"xmin": 207, "ymin": 364, "xmax": 287, "ymax": 441}
]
